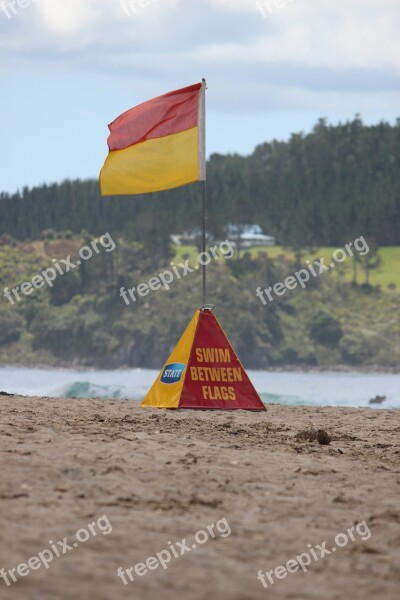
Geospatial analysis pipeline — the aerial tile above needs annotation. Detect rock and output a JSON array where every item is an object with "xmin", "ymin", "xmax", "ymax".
[
  {"xmin": 295, "ymin": 429, "xmax": 331, "ymax": 445},
  {"xmin": 179, "ymin": 452, "xmax": 198, "ymax": 465},
  {"xmin": 369, "ymin": 395, "xmax": 387, "ymax": 405},
  {"xmin": 317, "ymin": 430, "xmax": 331, "ymax": 445}
]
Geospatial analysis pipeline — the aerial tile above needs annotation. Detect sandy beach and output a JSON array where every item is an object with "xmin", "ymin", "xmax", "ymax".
[{"xmin": 0, "ymin": 395, "xmax": 399, "ymax": 600}]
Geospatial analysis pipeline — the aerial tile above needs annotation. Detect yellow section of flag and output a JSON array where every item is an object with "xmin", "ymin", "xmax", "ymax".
[{"xmin": 100, "ymin": 127, "xmax": 200, "ymax": 196}]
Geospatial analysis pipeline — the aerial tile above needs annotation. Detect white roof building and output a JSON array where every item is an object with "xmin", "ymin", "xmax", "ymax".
[{"xmin": 226, "ymin": 224, "xmax": 275, "ymax": 248}]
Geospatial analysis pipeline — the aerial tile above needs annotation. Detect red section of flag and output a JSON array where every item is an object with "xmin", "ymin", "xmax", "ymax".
[
  {"xmin": 107, "ymin": 83, "xmax": 202, "ymax": 151},
  {"xmin": 179, "ymin": 311, "xmax": 266, "ymax": 410}
]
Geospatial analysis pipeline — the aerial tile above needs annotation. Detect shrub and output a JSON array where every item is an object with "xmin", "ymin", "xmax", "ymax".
[
  {"xmin": 339, "ymin": 334, "xmax": 371, "ymax": 365},
  {"xmin": 0, "ymin": 234, "xmax": 15, "ymax": 246},
  {"xmin": 30, "ymin": 307, "xmax": 117, "ymax": 361},
  {"xmin": 283, "ymin": 347, "xmax": 299, "ymax": 363},
  {"xmin": 308, "ymin": 309, "xmax": 343, "ymax": 347},
  {"xmin": 49, "ymin": 272, "xmax": 81, "ymax": 306},
  {"xmin": 0, "ymin": 308, "xmax": 25, "ymax": 345},
  {"xmin": 41, "ymin": 229, "xmax": 56, "ymax": 240}
]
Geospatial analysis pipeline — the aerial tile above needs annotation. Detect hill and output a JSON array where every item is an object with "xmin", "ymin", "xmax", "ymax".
[
  {"xmin": 1, "ymin": 117, "xmax": 400, "ymax": 249},
  {"xmin": 1, "ymin": 116, "xmax": 399, "ymax": 370},
  {"xmin": 0, "ymin": 234, "xmax": 399, "ymax": 369}
]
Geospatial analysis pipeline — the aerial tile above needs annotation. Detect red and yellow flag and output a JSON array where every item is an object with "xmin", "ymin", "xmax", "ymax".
[{"xmin": 100, "ymin": 82, "xmax": 206, "ymax": 196}]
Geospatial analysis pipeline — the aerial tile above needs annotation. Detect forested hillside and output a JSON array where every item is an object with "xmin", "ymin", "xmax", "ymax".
[
  {"xmin": 0, "ymin": 234, "xmax": 399, "ymax": 370},
  {"xmin": 1, "ymin": 117, "xmax": 399, "ymax": 370},
  {"xmin": 1, "ymin": 117, "xmax": 400, "ymax": 247}
]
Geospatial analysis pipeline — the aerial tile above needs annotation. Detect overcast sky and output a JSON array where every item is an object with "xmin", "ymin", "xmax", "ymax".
[{"xmin": 1, "ymin": 0, "xmax": 399, "ymax": 193}]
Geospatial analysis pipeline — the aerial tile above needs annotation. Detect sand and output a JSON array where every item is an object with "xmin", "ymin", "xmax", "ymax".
[{"xmin": 0, "ymin": 395, "xmax": 399, "ymax": 600}]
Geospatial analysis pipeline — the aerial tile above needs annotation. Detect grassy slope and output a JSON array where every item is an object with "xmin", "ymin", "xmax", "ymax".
[{"xmin": 175, "ymin": 245, "xmax": 400, "ymax": 290}]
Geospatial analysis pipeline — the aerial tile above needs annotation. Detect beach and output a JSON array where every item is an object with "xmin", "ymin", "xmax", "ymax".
[{"xmin": 0, "ymin": 395, "xmax": 399, "ymax": 600}]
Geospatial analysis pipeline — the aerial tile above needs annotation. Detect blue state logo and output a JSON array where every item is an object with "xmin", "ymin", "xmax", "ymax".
[{"xmin": 160, "ymin": 363, "xmax": 186, "ymax": 384}]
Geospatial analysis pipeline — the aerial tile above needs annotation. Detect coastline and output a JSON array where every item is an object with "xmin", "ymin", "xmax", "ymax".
[{"xmin": 1, "ymin": 362, "xmax": 399, "ymax": 374}]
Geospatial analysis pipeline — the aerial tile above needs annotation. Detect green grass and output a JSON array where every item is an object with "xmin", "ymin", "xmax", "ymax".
[
  {"xmin": 173, "ymin": 245, "xmax": 400, "ymax": 291},
  {"xmin": 173, "ymin": 245, "xmax": 199, "ymax": 264},
  {"xmin": 372, "ymin": 247, "xmax": 400, "ymax": 288}
]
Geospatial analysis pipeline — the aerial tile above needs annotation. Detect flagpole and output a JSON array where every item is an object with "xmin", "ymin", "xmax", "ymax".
[
  {"xmin": 202, "ymin": 179, "xmax": 207, "ymax": 305},
  {"xmin": 200, "ymin": 78, "xmax": 207, "ymax": 306}
]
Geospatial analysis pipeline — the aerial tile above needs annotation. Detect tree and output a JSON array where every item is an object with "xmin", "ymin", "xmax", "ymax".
[
  {"xmin": 308, "ymin": 309, "xmax": 343, "ymax": 348},
  {"xmin": 358, "ymin": 241, "xmax": 382, "ymax": 286}
]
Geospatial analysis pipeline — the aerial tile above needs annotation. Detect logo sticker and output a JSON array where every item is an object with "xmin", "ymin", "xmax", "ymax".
[{"xmin": 160, "ymin": 363, "xmax": 186, "ymax": 384}]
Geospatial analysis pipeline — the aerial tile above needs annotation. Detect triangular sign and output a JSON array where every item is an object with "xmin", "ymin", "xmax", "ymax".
[{"xmin": 141, "ymin": 309, "xmax": 266, "ymax": 410}]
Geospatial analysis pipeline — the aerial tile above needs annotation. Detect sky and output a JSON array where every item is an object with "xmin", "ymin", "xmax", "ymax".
[{"xmin": 1, "ymin": 0, "xmax": 399, "ymax": 193}]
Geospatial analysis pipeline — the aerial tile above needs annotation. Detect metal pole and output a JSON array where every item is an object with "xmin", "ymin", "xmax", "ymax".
[
  {"xmin": 202, "ymin": 179, "xmax": 207, "ymax": 306},
  {"xmin": 200, "ymin": 78, "xmax": 207, "ymax": 307}
]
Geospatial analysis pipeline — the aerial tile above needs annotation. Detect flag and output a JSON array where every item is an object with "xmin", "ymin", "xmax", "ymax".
[{"xmin": 100, "ymin": 81, "xmax": 206, "ymax": 196}]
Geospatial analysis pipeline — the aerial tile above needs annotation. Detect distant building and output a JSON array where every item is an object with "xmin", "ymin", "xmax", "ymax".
[
  {"xmin": 171, "ymin": 229, "xmax": 211, "ymax": 246},
  {"xmin": 171, "ymin": 224, "xmax": 275, "ymax": 248},
  {"xmin": 226, "ymin": 224, "xmax": 275, "ymax": 248}
]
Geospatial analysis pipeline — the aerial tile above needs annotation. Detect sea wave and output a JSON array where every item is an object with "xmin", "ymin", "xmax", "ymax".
[
  {"xmin": 0, "ymin": 367, "xmax": 399, "ymax": 408},
  {"xmin": 62, "ymin": 381, "xmax": 144, "ymax": 401}
]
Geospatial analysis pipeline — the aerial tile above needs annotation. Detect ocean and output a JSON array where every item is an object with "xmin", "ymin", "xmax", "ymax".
[{"xmin": 0, "ymin": 367, "xmax": 399, "ymax": 409}]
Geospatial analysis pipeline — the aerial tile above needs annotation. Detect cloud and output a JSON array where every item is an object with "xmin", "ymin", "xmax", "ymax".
[
  {"xmin": 36, "ymin": 0, "xmax": 96, "ymax": 35},
  {"xmin": 0, "ymin": 0, "xmax": 399, "ymax": 113}
]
